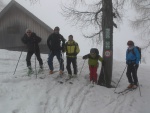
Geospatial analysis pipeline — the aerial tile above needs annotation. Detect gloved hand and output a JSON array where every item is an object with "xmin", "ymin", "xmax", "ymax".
[
  {"xmin": 82, "ymin": 56, "xmax": 87, "ymax": 59},
  {"xmin": 62, "ymin": 49, "xmax": 65, "ymax": 53}
]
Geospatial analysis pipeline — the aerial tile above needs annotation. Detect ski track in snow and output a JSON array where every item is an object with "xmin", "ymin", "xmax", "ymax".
[{"xmin": 0, "ymin": 50, "xmax": 150, "ymax": 113}]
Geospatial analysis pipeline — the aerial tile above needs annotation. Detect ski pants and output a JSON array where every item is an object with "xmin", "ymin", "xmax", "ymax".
[
  {"xmin": 66, "ymin": 57, "xmax": 77, "ymax": 75},
  {"xmin": 48, "ymin": 51, "xmax": 64, "ymax": 71},
  {"xmin": 126, "ymin": 64, "xmax": 139, "ymax": 85},
  {"xmin": 26, "ymin": 50, "xmax": 43, "ymax": 67},
  {"xmin": 89, "ymin": 66, "xmax": 98, "ymax": 83}
]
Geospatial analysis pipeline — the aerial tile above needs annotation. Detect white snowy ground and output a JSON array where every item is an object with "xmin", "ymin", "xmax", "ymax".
[{"xmin": 0, "ymin": 49, "xmax": 150, "ymax": 113}]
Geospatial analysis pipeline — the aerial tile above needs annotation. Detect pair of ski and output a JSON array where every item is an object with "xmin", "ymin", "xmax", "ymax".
[
  {"xmin": 115, "ymin": 88, "xmax": 137, "ymax": 95},
  {"xmin": 57, "ymin": 76, "xmax": 76, "ymax": 84},
  {"xmin": 28, "ymin": 68, "xmax": 43, "ymax": 76}
]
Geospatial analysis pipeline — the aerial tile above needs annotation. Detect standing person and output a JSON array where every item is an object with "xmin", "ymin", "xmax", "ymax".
[
  {"xmin": 126, "ymin": 40, "xmax": 140, "ymax": 89},
  {"xmin": 21, "ymin": 29, "xmax": 43, "ymax": 74},
  {"xmin": 83, "ymin": 48, "xmax": 103, "ymax": 86},
  {"xmin": 65, "ymin": 35, "xmax": 80, "ymax": 78},
  {"xmin": 47, "ymin": 26, "xmax": 66, "ymax": 75}
]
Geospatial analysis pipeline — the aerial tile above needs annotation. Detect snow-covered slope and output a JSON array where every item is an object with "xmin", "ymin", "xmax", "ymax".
[{"xmin": 0, "ymin": 49, "xmax": 150, "ymax": 113}]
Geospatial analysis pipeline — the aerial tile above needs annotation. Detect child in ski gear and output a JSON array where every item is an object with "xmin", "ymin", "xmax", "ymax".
[
  {"xmin": 47, "ymin": 26, "xmax": 66, "ymax": 75},
  {"xmin": 21, "ymin": 29, "xmax": 43, "ymax": 71},
  {"xmin": 126, "ymin": 40, "xmax": 140, "ymax": 89},
  {"xmin": 82, "ymin": 48, "xmax": 103, "ymax": 85},
  {"xmin": 65, "ymin": 35, "xmax": 80, "ymax": 78}
]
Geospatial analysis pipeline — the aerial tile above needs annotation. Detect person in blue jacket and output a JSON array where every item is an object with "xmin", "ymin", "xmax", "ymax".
[{"xmin": 126, "ymin": 40, "xmax": 140, "ymax": 89}]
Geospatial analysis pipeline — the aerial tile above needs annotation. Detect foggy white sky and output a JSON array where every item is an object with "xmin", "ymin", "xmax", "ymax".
[{"xmin": 3, "ymin": 0, "xmax": 149, "ymax": 63}]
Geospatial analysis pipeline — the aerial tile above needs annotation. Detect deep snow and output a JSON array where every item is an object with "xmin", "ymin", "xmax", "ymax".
[{"xmin": 0, "ymin": 49, "xmax": 150, "ymax": 113}]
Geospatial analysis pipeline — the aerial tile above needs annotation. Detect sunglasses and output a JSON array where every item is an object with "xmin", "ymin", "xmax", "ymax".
[{"xmin": 27, "ymin": 32, "xmax": 31, "ymax": 33}]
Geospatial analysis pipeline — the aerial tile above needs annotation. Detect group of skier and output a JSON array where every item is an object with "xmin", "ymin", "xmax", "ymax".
[{"xmin": 21, "ymin": 26, "xmax": 140, "ymax": 89}]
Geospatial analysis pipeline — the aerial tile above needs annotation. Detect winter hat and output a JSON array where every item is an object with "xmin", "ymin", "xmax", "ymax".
[
  {"xmin": 54, "ymin": 26, "xmax": 60, "ymax": 30},
  {"xmin": 90, "ymin": 49, "xmax": 96, "ymax": 54}
]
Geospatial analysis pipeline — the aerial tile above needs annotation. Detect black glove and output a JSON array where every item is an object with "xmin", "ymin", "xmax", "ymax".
[
  {"xmin": 62, "ymin": 49, "xmax": 65, "ymax": 53},
  {"xmin": 83, "ymin": 56, "xmax": 87, "ymax": 59}
]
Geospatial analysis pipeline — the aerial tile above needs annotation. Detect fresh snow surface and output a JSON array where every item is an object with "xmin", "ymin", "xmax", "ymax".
[{"xmin": 0, "ymin": 49, "xmax": 150, "ymax": 113}]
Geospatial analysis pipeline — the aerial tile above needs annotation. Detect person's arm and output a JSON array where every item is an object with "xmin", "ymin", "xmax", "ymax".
[
  {"xmin": 47, "ymin": 35, "xmax": 52, "ymax": 50},
  {"xmin": 75, "ymin": 43, "xmax": 80, "ymax": 55},
  {"xmin": 33, "ymin": 33, "xmax": 41, "ymax": 43},
  {"xmin": 82, "ymin": 54, "xmax": 89, "ymax": 59},
  {"xmin": 21, "ymin": 34, "xmax": 28, "ymax": 44},
  {"xmin": 98, "ymin": 55, "xmax": 103, "ymax": 62},
  {"xmin": 60, "ymin": 35, "xmax": 66, "ymax": 52}
]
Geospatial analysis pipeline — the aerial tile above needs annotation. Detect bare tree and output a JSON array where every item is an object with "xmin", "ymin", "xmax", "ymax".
[
  {"xmin": 131, "ymin": 0, "xmax": 150, "ymax": 49},
  {"xmin": 61, "ymin": 0, "xmax": 127, "ymax": 43}
]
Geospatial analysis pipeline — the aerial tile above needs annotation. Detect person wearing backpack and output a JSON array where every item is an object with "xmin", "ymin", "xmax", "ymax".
[
  {"xmin": 65, "ymin": 35, "xmax": 80, "ymax": 78},
  {"xmin": 82, "ymin": 48, "xmax": 103, "ymax": 86},
  {"xmin": 47, "ymin": 26, "xmax": 66, "ymax": 75},
  {"xmin": 126, "ymin": 40, "xmax": 140, "ymax": 89}
]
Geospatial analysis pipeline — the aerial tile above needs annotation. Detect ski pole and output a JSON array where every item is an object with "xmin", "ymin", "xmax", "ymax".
[
  {"xmin": 34, "ymin": 43, "xmax": 37, "ymax": 78},
  {"xmin": 137, "ymin": 82, "xmax": 142, "ymax": 97},
  {"xmin": 78, "ymin": 59, "xmax": 86, "ymax": 76},
  {"xmin": 13, "ymin": 51, "xmax": 23, "ymax": 75},
  {"xmin": 35, "ymin": 54, "xmax": 37, "ymax": 78},
  {"xmin": 114, "ymin": 65, "xmax": 127, "ymax": 93},
  {"xmin": 134, "ymin": 65, "xmax": 142, "ymax": 97}
]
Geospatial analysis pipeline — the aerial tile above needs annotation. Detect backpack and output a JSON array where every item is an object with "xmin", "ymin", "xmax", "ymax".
[
  {"xmin": 128, "ymin": 46, "xmax": 141, "ymax": 62},
  {"xmin": 90, "ymin": 48, "xmax": 99, "ymax": 55}
]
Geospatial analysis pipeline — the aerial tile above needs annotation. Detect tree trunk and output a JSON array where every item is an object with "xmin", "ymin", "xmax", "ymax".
[{"xmin": 98, "ymin": 0, "xmax": 113, "ymax": 88}]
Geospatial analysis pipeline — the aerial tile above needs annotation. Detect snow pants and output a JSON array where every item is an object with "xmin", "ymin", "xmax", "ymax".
[
  {"xmin": 89, "ymin": 66, "xmax": 98, "ymax": 83},
  {"xmin": 66, "ymin": 57, "xmax": 77, "ymax": 75},
  {"xmin": 26, "ymin": 50, "xmax": 43, "ymax": 67},
  {"xmin": 126, "ymin": 64, "xmax": 139, "ymax": 86}
]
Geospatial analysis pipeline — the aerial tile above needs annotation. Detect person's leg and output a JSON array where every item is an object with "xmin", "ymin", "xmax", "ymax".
[
  {"xmin": 126, "ymin": 65, "xmax": 133, "ymax": 84},
  {"xmin": 72, "ymin": 57, "xmax": 77, "ymax": 75},
  {"xmin": 56, "ymin": 51, "xmax": 64, "ymax": 71},
  {"xmin": 66, "ymin": 57, "xmax": 72, "ymax": 75},
  {"xmin": 93, "ymin": 66, "xmax": 98, "ymax": 84},
  {"xmin": 132, "ymin": 65, "xmax": 139, "ymax": 86},
  {"xmin": 35, "ymin": 49, "xmax": 43, "ymax": 66},
  {"xmin": 47, "ymin": 51, "xmax": 54, "ymax": 71},
  {"xmin": 89, "ymin": 66, "xmax": 93, "ymax": 82},
  {"xmin": 26, "ymin": 51, "xmax": 34, "ymax": 67}
]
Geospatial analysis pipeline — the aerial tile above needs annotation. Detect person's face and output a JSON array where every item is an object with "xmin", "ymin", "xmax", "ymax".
[
  {"xmin": 127, "ymin": 43, "xmax": 133, "ymax": 48},
  {"xmin": 90, "ymin": 53, "xmax": 96, "ymax": 58},
  {"xmin": 26, "ymin": 30, "xmax": 32, "ymax": 37},
  {"xmin": 68, "ymin": 36, "xmax": 73, "ymax": 41},
  {"xmin": 54, "ymin": 29, "xmax": 59, "ymax": 34}
]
